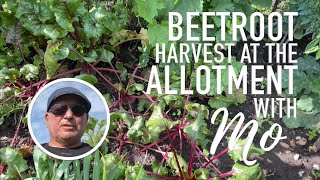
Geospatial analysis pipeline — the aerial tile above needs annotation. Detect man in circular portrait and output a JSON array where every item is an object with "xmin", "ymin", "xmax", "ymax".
[{"xmin": 42, "ymin": 87, "xmax": 92, "ymax": 157}]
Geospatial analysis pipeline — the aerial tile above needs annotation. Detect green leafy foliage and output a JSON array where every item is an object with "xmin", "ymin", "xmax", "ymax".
[
  {"xmin": 228, "ymin": 139, "xmax": 265, "ymax": 162},
  {"xmin": 127, "ymin": 116, "xmax": 149, "ymax": 142},
  {"xmin": 110, "ymin": 112, "xmax": 133, "ymax": 131},
  {"xmin": 184, "ymin": 112, "xmax": 212, "ymax": 149},
  {"xmin": 51, "ymin": 0, "xmax": 85, "ymax": 32},
  {"xmin": 252, "ymin": 0, "xmax": 272, "ymax": 8},
  {"xmin": 32, "ymin": 146, "xmax": 102, "ymax": 180},
  {"xmin": 74, "ymin": 74, "xmax": 98, "ymax": 84},
  {"xmin": 101, "ymin": 153, "xmax": 156, "ymax": 179},
  {"xmin": 83, "ymin": 117, "xmax": 107, "ymax": 147},
  {"xmin": 145, "ymin": 106, "xmax": 180, "ymax": 142},
  {"xmin": 148, "ymin": 21, "xmax": 170, "ymax": 46},
  {"xmin": 0, "ymin": 87, "xmax": 21, "ymax": 125},
  {"xmin": 305, "ymin": 35, "xmax": 320, "ymax": 57},
  {"xmin": 166, "ymin": 152, "xmax": 188, "ymax": 176},
  {"xmin": 282, "ymin": 56, "xmax": 320, "ymax": 131},
  {"xmin": 97, "ymin": 48, "xmax": 114, "ymax": 63},
  {"xmin": 285, "ymin": 0, "xmax": 320, "ymax": 59},
  {"xmin": 0, "ymin": 68, "xmax": 21, "ymax": 83},
  {"xmin": 185, "ymin": 103, "xmax": 209, "ymax": 119},
  {"xmin": 229, "ymin": 163, "xmax": 265, "ymax": 180},
  {"xmin": 101, "ymin": 153, "xmax": 126, "ymax": 179},
  {"xmin": 125, "ymin": 164, "xmax": 156, "ymax": 180},
  {"xmin": 127, "ymin": 82, "xmax": 144, "ymax": 95},
  {"xmin": 208, "ymin": 88, "xmax": 246, "ymax": 109},
  {"xmin": 44, "ymin": 40, "xmax": 67, "ymax": 79},
  {"xmin": 159, "ymin": 94, "xmax": 186, "ymax": 110},
  {"xmin": 0, "ymin": 147, "xmax": 28, "ymax": 178},
  {"xmin": 312, "ymin": 169, "xmax": 320, "ymax": 180},
  {"xmin": 174, "ymin": 0, "xmax": 203, "ymax": 23},
  {"xmin": 307, "ymin": 129, "xmax": 318, "ymax": 141},
  {"xmin": 194, "ymin": 168, "xmax": 210, "ymax": 180},
  {"xmin": 19, "ymin": 64, "xmax": 39, "ymax": 80},
  {"xmin": 135, "ymin": 0, "xmax": 166, "ymax": 23},
  {"xmin": 152, "ymin": 162, "xmax": 168, "ymax": 176}
]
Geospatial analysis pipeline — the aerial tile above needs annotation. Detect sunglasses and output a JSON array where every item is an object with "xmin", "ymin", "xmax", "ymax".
[{"xmin": 48, "ymin": 103, "xmax": 87, "ymax": 117}]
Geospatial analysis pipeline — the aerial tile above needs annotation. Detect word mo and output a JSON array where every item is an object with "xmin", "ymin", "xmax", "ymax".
[{"xmin": 210, "ymin": 108, "xmax": 287, "ymax": 165}]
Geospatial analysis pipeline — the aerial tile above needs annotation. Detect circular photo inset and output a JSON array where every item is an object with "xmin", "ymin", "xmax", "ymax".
[{"xmin": 27, "ymin": 78, "xmax": 110, "ymax": 160}]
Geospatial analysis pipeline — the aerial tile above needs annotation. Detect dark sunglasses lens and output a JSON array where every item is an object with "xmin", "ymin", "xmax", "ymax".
[
  {"xmin": 71, "ymin": 105, "xmax": 86, "ymax": 116},
  {"xmin": 49, "ymin": 104, "xmax": 68, "ymax": 116}
]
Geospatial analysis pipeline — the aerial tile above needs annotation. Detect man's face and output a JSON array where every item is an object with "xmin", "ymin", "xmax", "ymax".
[{"xmin": 45, "ymin": 95, "xmax": 88, "ymax": 147}]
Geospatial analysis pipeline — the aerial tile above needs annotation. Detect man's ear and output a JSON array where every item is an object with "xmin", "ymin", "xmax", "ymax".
[{"xmin": 45, "ymin": 113, "xmax": 49, "ymax": 126}]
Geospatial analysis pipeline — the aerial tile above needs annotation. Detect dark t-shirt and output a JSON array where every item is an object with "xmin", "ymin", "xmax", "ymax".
[{"xmin": 42, "ymin": 143, "xmax": 92, "ymax": 157}]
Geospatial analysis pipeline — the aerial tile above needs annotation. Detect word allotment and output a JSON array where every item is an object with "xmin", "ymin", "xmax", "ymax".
[{"xmin": 145, "ymin": 11, "xmax": 299, "ymax": 165}]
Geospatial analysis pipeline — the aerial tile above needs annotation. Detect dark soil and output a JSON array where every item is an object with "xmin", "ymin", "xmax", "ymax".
[{"xmin": 0, "ymin": 116, "xmax": 31, "ymax": 148}]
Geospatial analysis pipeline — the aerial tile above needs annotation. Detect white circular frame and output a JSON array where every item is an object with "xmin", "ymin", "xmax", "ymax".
[{"xmin": 27, "ymin": 78, "xmax": 110, "ymax": 160}]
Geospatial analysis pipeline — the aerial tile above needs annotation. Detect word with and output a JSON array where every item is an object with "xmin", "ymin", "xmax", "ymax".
[{"xmin": 254, "ymin": 98, "xmax": 297, "ymax": 118}]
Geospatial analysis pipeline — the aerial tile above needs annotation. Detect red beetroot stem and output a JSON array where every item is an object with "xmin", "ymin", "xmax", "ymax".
[
  {"xmin": 107, "ymin": 120, "xmax": 162, "ymax": 153},
  {"xmin": 126, "ymin": 95, "xmax": 148, "ymax": 99},
  {"xmin": 202, "ymin": 148, "xmax": 229, "ymax": 168},
  {"xmin": 142, "ymin": 92, "xmax": 174, "ymax": 122},
  {"xmin": 0, "ymin": 95, "xmax": 15, "ymax": 107},
  {"xmin": 160, "ymin": 134, "xmax": 178, "ymax": 164},
  {"xmin": 117, "ymin": 121, "xmax": 124, "ymax": 156},
  {"xmin": 142, "ymin": 91, "xmax": 157, "ymax": 105},
  {"xmin": 132, "ymin": 64, "xmax": 140, "ymax": 76},
  {"xmin": 125, "ymin": 111, "xmax": 149, "ymax": 118},
  {"xmin": 109, "ymin": 99, "xmax": 121, "ymax": 110},
  {"xmin": 180, "ymin": 82, "xmax": 192, "ymax": 125},
  {"xmin": 126, "ymin": 97, "xmax": 134, "ymax": 118},
  {"xmin": 29, "ymin": 78, "xmax": 33, "ymax": 90},
  {"xmin": 96, "ymin": 67, "xmax": 148, "ymax": 82},
  {"xmin": 145, "ymin": 170, "xmax": 167, "ymax": 178},
  {"xmin": 15, "ymin": 80, "xmax": 25, "ymax": 88},
  {"xmin": 195, "ymin": 150, "xmax": 204, "ymax": 167},
  {"xmin": 108, "ymin": 62, "xmax": 122, "ymax": 83},
  {"xmin": 87, "ymin": 63, "xmax": 119, "ymax": 91},
  {"xmin": 17, "ymin": 95, "xmax": 33, "ymax": 98},
  {"xmin": 195, "ymin": 145, "xmax": 222, "ymax": 175},
  {"xmin": 218, "ymin": 171, "xmax": 234, "ymax": 178},
  {"xmin": 22, "ymin": 68, "xmax": 83, "ymax": 91},
  {"xmin": 172, "ymin": 148, "xmax": 184, "ymax": 179},
  {"xmin": 10, "ymin": 105, "xmax": 27, "ymax": 147},
  {"xmin": 118, "ymin": 140, "xmax": 123, "ymax": 156},
  {"xmin": 181, "ymin": 132, "xmax": 222, "ymax": 174},
  {"xmin": 179, "ymin": 82, "xmax": 192, "ymax": 156},
  {"xmin": 187, "ymin": 140, "xmax": 196, "ymax": 177},
  {"xmin": 179, "ymin": 129, "xmax": 183, "ymax": 157},
  {"xmin": 122, "ymin": 140, "xmax": 165, "ymax": 154}
]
